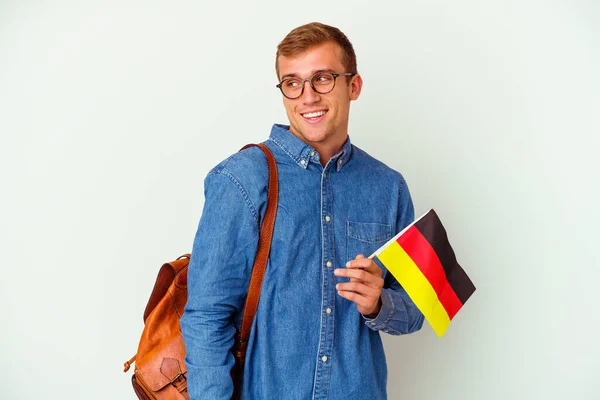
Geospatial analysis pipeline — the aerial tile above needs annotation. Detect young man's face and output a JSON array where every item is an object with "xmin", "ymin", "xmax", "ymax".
[{"xmin": 277, "ymin": 41, "xmax": 362, "ymax": 152}]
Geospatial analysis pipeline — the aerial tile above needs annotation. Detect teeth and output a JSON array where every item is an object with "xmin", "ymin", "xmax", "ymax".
[{"xmin": 303, "ymin": 110, "xmax": 326, "ymax": 118}]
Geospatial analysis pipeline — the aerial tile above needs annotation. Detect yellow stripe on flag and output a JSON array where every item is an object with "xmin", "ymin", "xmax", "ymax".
[{"xmin": 378, "ymin": 240, "xmax": 451, "ymax": 337}]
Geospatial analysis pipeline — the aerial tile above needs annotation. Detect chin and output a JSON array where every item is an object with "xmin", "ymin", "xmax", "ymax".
[
  {"xmin": 300, "ymin": 129, "xmax": 330, "ymax": 144},
  {"xmin": 290, "ymin": 117, "xmax": 336, "ymax": 144}
]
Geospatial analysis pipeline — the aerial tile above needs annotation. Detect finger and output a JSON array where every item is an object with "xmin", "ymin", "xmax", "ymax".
[
  {"xmin": 348, "ymin": 254, "xmax": 366, "ymax": 282},
  {"xmin": 334, "ymin": 268, "xmax": 384, "ymax": 287},
  {"xmin": 336, "ymin": 282, "xmax": 380, "ymax": 298},
  {"xmin": 346, "ymin": 258, "xmax": 381, "ymax": 275},
  {"xmin": 336, "ymin": 290, "xmax": 377, "ymax": 313},
  {"xmin": 346, "ymin": 255, "xmax": 381, "ymax": 284},
  {"xmin": 336, "ymin": 271, "xmax": 383, "ymax": 289}
]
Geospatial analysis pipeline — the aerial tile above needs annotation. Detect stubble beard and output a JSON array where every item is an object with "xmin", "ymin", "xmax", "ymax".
[{"xmin": 294, "ymin": 119, "xmax": 337, "ymax": 146}]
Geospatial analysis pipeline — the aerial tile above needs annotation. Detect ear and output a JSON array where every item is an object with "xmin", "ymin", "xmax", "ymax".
[{"xmin": 349, "ymin": 73, "xmax": 363, "ymax": 101}]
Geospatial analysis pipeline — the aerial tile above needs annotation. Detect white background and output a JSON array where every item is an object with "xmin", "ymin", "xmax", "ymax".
[{"xmin": 1, "ymin": 1, "xmax": 599, "ymax": 399}]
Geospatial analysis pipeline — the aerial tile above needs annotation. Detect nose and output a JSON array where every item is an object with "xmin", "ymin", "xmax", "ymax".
[{"xmin": 301, "ymin": 80, "xmax": 320, "ymax": 104}]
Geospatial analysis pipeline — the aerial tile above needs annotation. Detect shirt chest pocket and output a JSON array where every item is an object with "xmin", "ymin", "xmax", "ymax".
[{"xmin": 346, "ymin": 221, "xmax": 393, "ymax": 262}]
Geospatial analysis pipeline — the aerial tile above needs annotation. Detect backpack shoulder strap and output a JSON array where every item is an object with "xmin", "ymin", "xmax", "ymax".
[{"xmin": 235, "ymin": 143, "xmax": 278, "ymax": 363}]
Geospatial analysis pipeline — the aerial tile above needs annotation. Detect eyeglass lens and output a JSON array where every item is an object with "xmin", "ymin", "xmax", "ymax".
[{"xmin": 281, "ymin": 72, "xmax": 336, "ymax": 98}]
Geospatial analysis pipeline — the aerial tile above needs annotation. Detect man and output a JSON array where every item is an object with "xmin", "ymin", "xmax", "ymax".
[{"xmin": 180, "ymin": 22, "xmax": 424, "ymax": 400}]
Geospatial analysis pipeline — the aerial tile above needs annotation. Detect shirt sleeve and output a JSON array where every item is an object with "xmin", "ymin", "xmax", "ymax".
[
  {"xmin": 180, "ymin": 168, "xmax": 260, "ymax": 400},
  {"xmin": 362, "ymin": 176, "xmax": 425, "ymax": 335}
]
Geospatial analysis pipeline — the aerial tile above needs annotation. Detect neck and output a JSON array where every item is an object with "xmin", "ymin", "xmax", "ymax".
[
  {"xmin": 314, "ymin": 141, "xmax": 344, "ymax": 167},
  {"xmin": 287, "ymin": 126, "xmax": 348, "ymax": 167}
]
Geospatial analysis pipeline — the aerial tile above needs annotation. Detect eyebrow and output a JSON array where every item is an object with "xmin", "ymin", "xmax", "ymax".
[{"xmin": 280, "ymin": 69, "xmax": 336, "ymax": 81}]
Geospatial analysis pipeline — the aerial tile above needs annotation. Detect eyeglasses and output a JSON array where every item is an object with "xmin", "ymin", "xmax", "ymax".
[{"xmin": 276, "ymin": 72, "xmax": 356, "ymax": 99}]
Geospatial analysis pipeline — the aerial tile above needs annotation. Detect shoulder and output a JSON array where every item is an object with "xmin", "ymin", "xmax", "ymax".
[
  {"xmin": 209, "ymin": 144, "xmax": 270, "ymax": 183},
  {"xmin": 350, "ymin": 145, "xmax": 408, "ymax": 190},
  {"xmin": 204, "ymin": 143, "xmax": 272, "ymax": 219}
]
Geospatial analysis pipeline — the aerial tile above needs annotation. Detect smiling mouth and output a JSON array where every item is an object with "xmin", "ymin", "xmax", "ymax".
[{"xmin": 301, "ymin": 110, "xmax": 328, "ymax": 121}]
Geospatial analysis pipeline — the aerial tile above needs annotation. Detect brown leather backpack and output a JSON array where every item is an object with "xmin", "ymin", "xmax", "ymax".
[{"xmin": 123, "ymin": 143, "xmax": 278, "ymax": 399}]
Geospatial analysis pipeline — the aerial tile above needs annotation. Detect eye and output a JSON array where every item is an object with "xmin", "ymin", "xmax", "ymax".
[
  {"xmin": 284, "ymin": 79, "xmax": 301, "ymax": 89},
  {"xmin": 314, "ymin": 73, "xmax": 333, "ymax": 84}
]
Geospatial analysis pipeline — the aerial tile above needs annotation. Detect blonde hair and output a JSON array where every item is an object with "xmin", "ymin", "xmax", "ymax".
[{"xmin": 276, "ymin": 22, "xmax": 357, "ymax": 79}]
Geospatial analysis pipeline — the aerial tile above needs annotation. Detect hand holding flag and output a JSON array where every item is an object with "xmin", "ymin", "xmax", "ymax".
[
  {"xmin": 371, "ymin": 209, "xmax": 476, "ymax": 337},
  {"xmin": 334, "ymin": 254, "xmax": 384, "ymax": 317}
]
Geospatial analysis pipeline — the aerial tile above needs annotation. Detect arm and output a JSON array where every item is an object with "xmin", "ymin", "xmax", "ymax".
[
  {"xmin": 335, "ymin": 176, "xmax": 424, "ymax": 335},
  {"xmin": 180, "ymin": 169, "xmax": 259, "ymax": 400}
]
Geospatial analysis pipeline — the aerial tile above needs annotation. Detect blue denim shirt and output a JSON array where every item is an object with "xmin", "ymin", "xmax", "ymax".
[{"xmin": 181, "ymin": 124, "xmax": 424, "ymax": 400}]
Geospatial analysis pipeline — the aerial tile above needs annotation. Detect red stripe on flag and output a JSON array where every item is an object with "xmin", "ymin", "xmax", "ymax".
[{"xmin": 396, "ymin": 226, "xmax": 463, "ymax": 319}]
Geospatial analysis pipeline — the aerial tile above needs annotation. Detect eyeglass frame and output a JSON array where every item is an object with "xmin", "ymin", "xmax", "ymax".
[{"xmin": 276, "ymin": 72, "xmax": 356, "ymax": 99}]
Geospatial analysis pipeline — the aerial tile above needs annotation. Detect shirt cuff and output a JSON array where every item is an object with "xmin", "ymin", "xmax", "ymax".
[{"xmin": 362, "ymin": 288, "xmax": 395, "ymax": 332}]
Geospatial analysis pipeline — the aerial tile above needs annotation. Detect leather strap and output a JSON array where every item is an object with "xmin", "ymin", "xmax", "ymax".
[{"xmin": 236, "ymin": 143, "xmax": 278, "ymax": 365}]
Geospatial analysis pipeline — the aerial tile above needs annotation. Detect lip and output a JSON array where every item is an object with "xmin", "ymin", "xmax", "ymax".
[
  {"xmin": 301, "ymin": 109, "xmax": 328, "ymax": 124},
  {"xmin": 301, "ymin": 108, "xmax": 328, "ymax": 115}
]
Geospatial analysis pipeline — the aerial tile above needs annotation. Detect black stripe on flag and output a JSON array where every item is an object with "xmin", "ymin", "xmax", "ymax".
[{"xmin": 414, "ymin": 210, "xmax": 476, "ymax": 305}]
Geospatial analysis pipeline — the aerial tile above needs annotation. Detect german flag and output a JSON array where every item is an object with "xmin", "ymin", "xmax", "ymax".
[{"xmin": 372, "ymin": 209, "xmax": 475, "ymax": 337}]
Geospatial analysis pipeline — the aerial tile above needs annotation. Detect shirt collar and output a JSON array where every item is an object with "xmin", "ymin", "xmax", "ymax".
[{"xmin": 268, "ymin": 124, "xmax": 353, "ymax": 171}]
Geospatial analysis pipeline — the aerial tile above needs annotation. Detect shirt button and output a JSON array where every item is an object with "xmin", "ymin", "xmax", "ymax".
[
  {"xmin": 300, "ymin": 159, "xmax": 306, "ymax": 165},
  {"xmin": 326, "ymin": 261, "xmax": 332, "ymax": 268},
  {"xmin": 325, "ymin": 215, "xmax": 331, "ymax": 222},
  {"xmin": 322, "ymin": 356, "xmax": 328, "ymax": 362},
  {"xmin": 370, "ymin": 322, "xmax": 376, "ymax": 325},
  {"xmin": 326, "ymin": 308, "xmax": 332, "ymax": 314},
  {"xmin": 338, "ymin": 159, "xmax": 343, "ymax": 166},
  {"xmin": 310, "ymin": 151, "xmax": 315, "ymax": 156},
  {"xmin": 323, "ymin": 172, "xmax": 327, "ymax": 178}
]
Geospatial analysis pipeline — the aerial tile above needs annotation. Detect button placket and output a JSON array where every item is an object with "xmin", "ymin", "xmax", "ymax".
[{"xmin": 314, "ymin": 164, "xmax": 335, "ymax": 399}]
